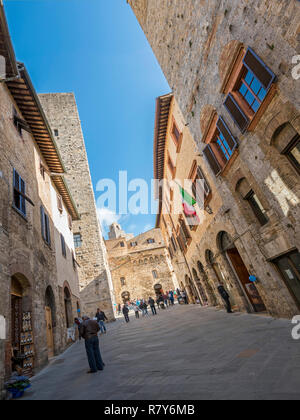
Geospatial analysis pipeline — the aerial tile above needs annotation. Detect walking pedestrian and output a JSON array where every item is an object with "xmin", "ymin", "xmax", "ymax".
[
  {"xmin": 95, "ymin": 308, "xmax": 108, "ymax": 334},
  {"xmin": 181, "ymin": 290, "xmax": 188, "ymax": 304},
  {"xmin": 163, "ymin": 293, "xmax": 169, "ymax": 308},
  {"xmin": 169, "ymin": 290, "xmax": 175, "ymax": 306},
  {"xmin": 217, "ymin": 284, "xmax": 233, "ymax": 313},
  {"xmin": 117, "ymin": 303, "xmax": 122, "ymax": 316},
  {"xmin": 123, "ymin": 304, "xmax": 130, "ymax": 323},
  {"xmin": 133, "ymin": 304, "xmax": 140, "ymax": 319},
  {"xmin": 148, "ymin": 297, "xmax": 157, "ymax": 315},
  {"xmin": 79, "ymin": 316, "xmax": 105, "ymax": 374}
]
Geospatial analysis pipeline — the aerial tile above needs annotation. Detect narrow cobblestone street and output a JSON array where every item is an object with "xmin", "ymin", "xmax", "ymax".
[{"xmin": 22, "ymin": 305, "xmax": 300, "ymax": 400}]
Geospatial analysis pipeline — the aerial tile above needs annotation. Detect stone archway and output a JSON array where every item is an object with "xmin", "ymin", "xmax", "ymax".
[
  {"xmin": 10, "ymin": 273, "xmax": 32, "ymax": 377},
  {"xmin": 64, "ymin": 286, "xmax": 73, "ymax": 328},
  {"xmin": 121, "ymin": 291, "xmax": 131, "ymax": 304},
  {"xmin": 192, "ymin": 268, "xmax": 207, "ymax": 304}
]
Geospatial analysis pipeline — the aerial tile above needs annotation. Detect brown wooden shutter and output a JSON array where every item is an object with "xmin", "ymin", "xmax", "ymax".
[
  {"xmin": 224, "ymin": 94, "xmax": 249, "ymax": 133},
  {"xmin": 243, "ymin": 47, "xmax": 276, "ymax": 91},
  {"xmin": 203, "ymin": 145, "xmax": 222, "ymax": 176},
  {"xmin": 216, "ymin": 117, "xmax": 238, "ymax": 152}
]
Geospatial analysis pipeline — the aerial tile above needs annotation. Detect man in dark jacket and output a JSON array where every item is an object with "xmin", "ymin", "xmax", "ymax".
[
  {"xmin": 95, "ymin": 308, "xmax": 108, "ymax": 334},
  {"xmin": 217, "ymin": 284, "xmax": 233, "ymax": 313},
  {"xmin": 148, "ymin": 297, "xmax": 157, "ymax": 315},
  {"xmin": 79, "ymin": 316, "xmax": 105, "ymax": 374},
  {"xmin": 123, "ymin": 305, "xmax": 130, "ymax": 323}
]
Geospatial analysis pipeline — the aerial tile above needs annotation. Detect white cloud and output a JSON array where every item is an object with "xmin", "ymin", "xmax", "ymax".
[
  {"xmin": 143, "ymin": 223, "xmax": 153, "ymax": 232},
  {"xmin": 97, "ymin": 208, "xmax": 121, "ymax": 233}
]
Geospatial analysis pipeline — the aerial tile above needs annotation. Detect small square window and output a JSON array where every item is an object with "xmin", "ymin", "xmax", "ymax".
[
  {"xmin": 74, "ymin": 233, "xmax": 82, "ymax": 248},
  {"xmin": 54, "ymin": 129, "xmax": 59, "ymax": 137}
]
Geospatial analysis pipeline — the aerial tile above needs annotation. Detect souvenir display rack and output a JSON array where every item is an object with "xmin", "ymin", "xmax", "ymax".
[{"xmin": 20, "ymin": 312, "xmax": 35, "ymax": 377}]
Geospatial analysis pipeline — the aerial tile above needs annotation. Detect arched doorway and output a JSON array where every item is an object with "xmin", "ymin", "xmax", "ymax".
[
  {"xmin": 64, "ymin": 287, "xmax": 73, "ymax": 328},
  {"xmin": 197, "ymin": 261, "xmax": 217, "ymax": 305},
  {"xmin": 154, "ymin": 284, "xmax": 163, "ymax": 296},
  {"xmin": 45, "ymin": 286, "xmax": 56, "ymax": 358},
  {"xmin": 218, "ymin": 231, "xmax": 266, "ymax": 312},
  {"xmin": 192, "ymin": 268, "xmax": 207, "ymax": 304},
  {"xmin": 205, "ymin": 249, "xmax": 236, "ymax": 307},
  {"xmin": 185, "ymin": 275, "xmax": 198, "ymax": 304},
  {"xmin": 121, "ymin": 291, "xmax": 131, "ymax": 304},
  {"xmin": 10, "ymin": 274, "xmax": 32, "ymax": 376}
]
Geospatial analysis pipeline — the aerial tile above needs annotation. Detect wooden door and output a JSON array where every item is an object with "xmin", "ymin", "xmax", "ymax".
[
  {"xmin": 45, "ymin": 306, "xmax": 54, "ymax": 359},
  {"xmin": 227, "ymin": 248, "xmax": 266, "ymax": 312}
]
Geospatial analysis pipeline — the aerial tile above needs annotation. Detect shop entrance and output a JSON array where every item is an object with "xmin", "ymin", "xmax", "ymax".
[
  {"xmin": 219, "ymin": 231, "xmax": 266, "ymax": 312},
  {"xmin": 273, "ymin": 250, "xmax": 300, "ymax": 310},
  {"xmin": 10, "ymin": 274, "xmax": 34, "ymax": 377}
]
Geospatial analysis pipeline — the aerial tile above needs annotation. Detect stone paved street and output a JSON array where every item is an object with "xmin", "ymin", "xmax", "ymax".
[{"xmin": 22, "ymin": 305, "xmax": 300, "ymax": 400}]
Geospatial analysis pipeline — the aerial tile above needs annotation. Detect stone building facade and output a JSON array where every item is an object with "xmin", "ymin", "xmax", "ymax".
[
  {"xmin": 130, "ymin": 0, "xmax": 300, "ymax": 318},
  {"xmin": 105, "ymin": 224, "xmax": 178, "ymax": 306},
  {"xmin": 39, "ymin": 93, "xmax": 115, "ymax": 320},
  {"xmin": 0, "ymin": 3, "xmax": 81, "ymax": 398}
]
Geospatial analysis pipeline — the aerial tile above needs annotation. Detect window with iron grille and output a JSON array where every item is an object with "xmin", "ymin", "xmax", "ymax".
[{"xmin": 73, "ymin": 233, "xmax": 82, "ymax": 248}]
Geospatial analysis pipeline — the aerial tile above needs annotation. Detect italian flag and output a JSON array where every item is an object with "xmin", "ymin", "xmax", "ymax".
[{"xmin": 178, "ymin": 185, "xmax": 200, "ymax": 223}]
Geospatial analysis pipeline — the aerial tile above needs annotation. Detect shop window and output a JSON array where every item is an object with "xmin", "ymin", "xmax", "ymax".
[
  {"xmin": 224, "ymin": 47, "xmax": 276, "ymax": 133},
  {"xmin": 273, "ymin": 250, "xmax": 300, "ymax": 310},
  {"xmin": 283, "ymin": 134, "xmax": 300, "ymax": 174},
  {"xmin": 245, "ymin": 190, "xmax": 269, "ymax": 226},
  {"xmin": 203, "ymin": 117, "xmax": 238, "ymax": 176},
  {"xmin": 61, "ymin": 234, "xmax": 67, "ymax": 258},
  {"xmin": 73, "ymin": 233, "xmax": 82, "ymax": 248},
  {"xmin": 40, "ymin": 206, "xmax": 51, "ymax": 246}
]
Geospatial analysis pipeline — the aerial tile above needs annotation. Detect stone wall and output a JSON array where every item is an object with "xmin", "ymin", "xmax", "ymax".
[
  {"xmin": 0, "ymin": 82, "xmax": 80, "ymax": 396},
  {"xmin": 39, "ymin": 93, "xmax": 115, "ymax": 320},
  {"xmin": 106, "ymin": 227, "xmax": 177, "ymax": 304},
  {"xmin": 131, "ymin": 0, "xmax": 300, "ymax": 318}
]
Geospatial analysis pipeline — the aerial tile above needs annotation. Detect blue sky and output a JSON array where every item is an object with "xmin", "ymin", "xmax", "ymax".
[{"xmin": 4, "ymin": 0, "xmax": 170, "ymax": 238}]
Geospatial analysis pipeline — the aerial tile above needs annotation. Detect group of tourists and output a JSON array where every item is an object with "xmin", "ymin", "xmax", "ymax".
[
  {"xmin": 119, "ymin": 290, "xmax": 179, "ymax": 323},
  {"xmin": 76, "ymin": 283, "xmax": 233, "ymax": 375}
]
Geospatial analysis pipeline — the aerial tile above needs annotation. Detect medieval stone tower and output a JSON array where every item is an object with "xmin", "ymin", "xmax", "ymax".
[{"xmin": 39, "ymin": 93, "xmax": 115, "ymax": 320}]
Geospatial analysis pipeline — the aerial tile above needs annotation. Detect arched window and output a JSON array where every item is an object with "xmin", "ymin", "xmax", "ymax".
[{"xmin": 152, "ymin": 270, "xmax": 158, "ymax": 279}]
